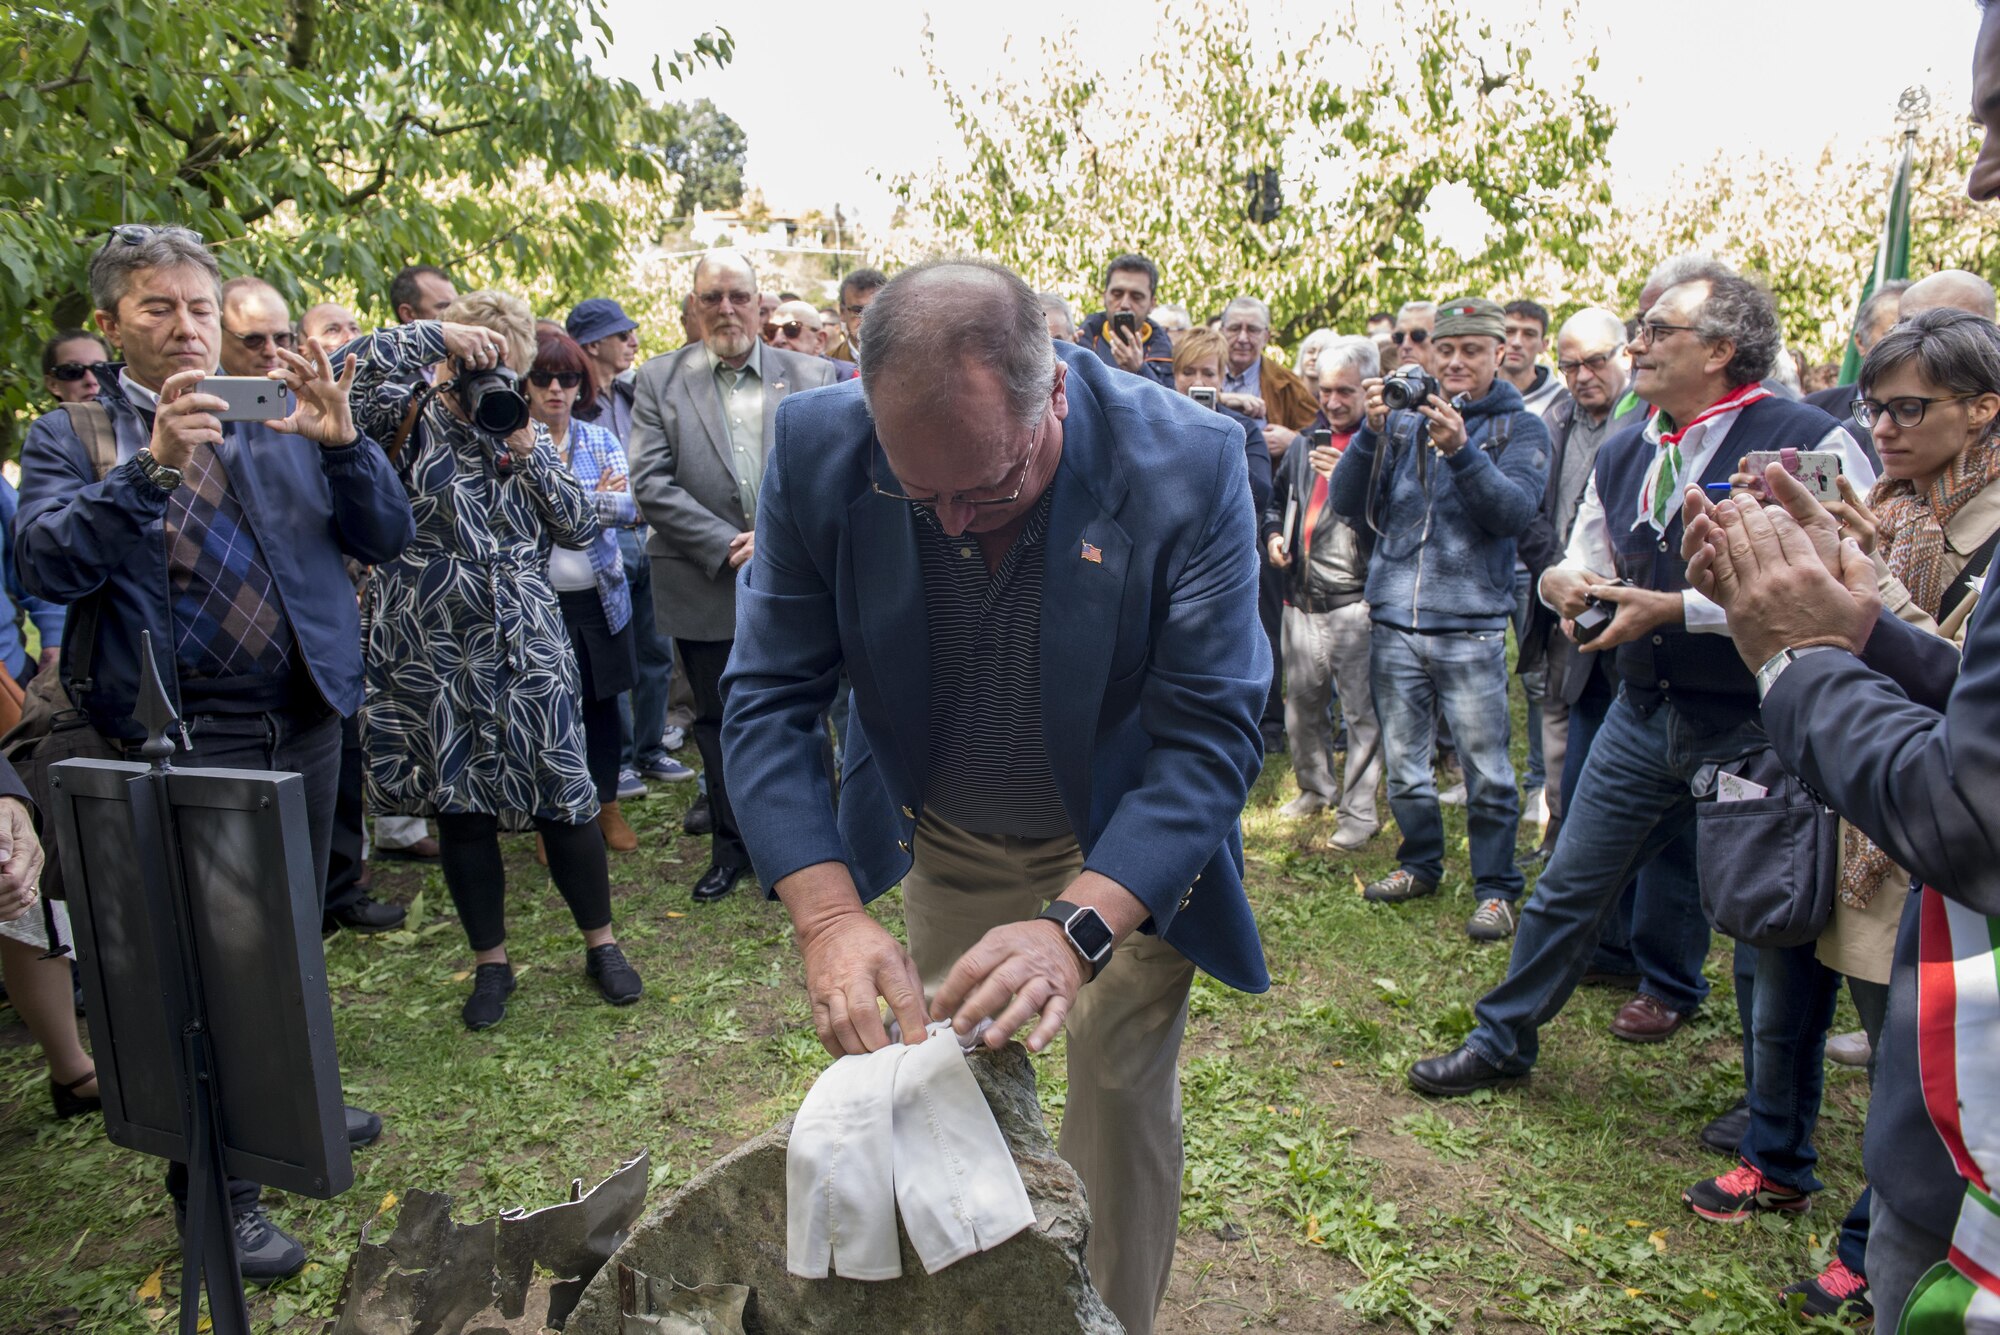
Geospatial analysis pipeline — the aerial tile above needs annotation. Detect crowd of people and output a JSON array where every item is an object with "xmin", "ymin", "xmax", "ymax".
[{"xmin": 0, "ymin": 13, "xmax": 1996, "ymax": 1331}]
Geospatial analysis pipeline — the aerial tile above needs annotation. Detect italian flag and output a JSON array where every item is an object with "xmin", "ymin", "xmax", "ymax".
[{"xmin": 1839, "ymin": 128, "xmax": 1915, "ymax": 386}]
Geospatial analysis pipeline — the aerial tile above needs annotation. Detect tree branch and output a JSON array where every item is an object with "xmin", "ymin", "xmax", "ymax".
[{"xmin": 287, "ymin": 0, "xmax": 319, "ymax": 70}]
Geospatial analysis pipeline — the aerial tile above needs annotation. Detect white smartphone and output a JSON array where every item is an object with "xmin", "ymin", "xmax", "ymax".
[
  {"xmin": 197, "ymin": 376, "xmax": 289, "ymax": 422},
  {"xmin": 1744, "ymin": 448, "xmax": 1843, "ymax": 502},
  {"xmin": 1189, "ymin": 386, "xmax": 1219, "ymax": 409}
]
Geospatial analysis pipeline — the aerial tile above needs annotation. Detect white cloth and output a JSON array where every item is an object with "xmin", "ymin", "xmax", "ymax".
[
  {"xmin": 0, "ymin": 897, "xmax": 69, "ymax": 952},
  {"xmin": 1540, "ymin": 409, "xmax": 1876, "ymax": 634},
  {"xmin": 786, "ymin": 1022, "xmax": 1034, "ymax": 1281}
]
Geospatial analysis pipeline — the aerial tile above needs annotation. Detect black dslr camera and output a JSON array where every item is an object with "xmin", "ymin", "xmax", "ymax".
[
  {"xmin": 1381, "ymin": 363, "xmax": 1442, "ymax": 412},
  {"xmin": 456, "ymin": 365, "xmax": 530, "ymax": 436}
]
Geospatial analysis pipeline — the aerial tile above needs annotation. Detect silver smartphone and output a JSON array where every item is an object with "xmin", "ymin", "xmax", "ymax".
[
  {"xmin": 1189, "ymin": 386, "xmax": 1218, "ymax": 409},
  {"xmin": 197, "ymin": 376, "xmax": 289, "ymax": 422}
]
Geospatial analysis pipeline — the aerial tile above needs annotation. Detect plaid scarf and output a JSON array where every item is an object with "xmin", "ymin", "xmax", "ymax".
[{"xmin": 1840, "ymin": 432, "xmax": 2000, "ymax": 909}]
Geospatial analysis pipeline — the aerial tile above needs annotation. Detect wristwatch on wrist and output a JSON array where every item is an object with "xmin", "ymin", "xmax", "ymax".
[
  {"xmin": 134, "ymin": 448, "xmax": 184, "ymax": 493},
  {"xmin": 1755, "ymin": 644, "xmax": 1838, "ymax": 700},
  {"xmin": 1036, "ymin": 900, "xmax": 1115, "ymax": 982}
]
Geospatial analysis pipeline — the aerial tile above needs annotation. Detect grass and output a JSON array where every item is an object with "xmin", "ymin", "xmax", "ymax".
[{"xmin": 0, "ymin": 679, "xmax": 1872, "ymax": 1333}]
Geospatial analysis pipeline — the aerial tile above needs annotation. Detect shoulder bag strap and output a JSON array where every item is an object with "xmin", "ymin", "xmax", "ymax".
[
  {"xmin": 58, "ymin": 402, "xmax": 120, "ymax": 480},
  {"xmin": 53, "ymin": 402, "xmax": 121, "ymax": 699},
  {"xmin": 1939, "ymin": 521, "xmax": 2000, "ymax": 624}
]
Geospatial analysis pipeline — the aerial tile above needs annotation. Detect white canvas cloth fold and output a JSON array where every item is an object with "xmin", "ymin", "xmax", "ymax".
[
  {"xmin": 892, "ymin": 1023, "xmax": 1037, "ymax": 1273},
  {"xmin": 785, "ymin": 1040, "xmax": 909, "ymax": 1280}
]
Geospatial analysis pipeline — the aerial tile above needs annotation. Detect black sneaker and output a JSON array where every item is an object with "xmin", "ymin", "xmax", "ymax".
[
  {"xmin": 177, "ymin": 1203, "xmax": 307, "ymax": 1285},
  {"xmin": 1782, "ymin": 1257, "xmax": 1872, "ymax": 1322},
  {"xmin": 323, "ymin": 895, "xmax": 407, "ymax": 936},
  {"xmin": 585, "ymin": 943, "xmax": 643, "ymax": 1006},
  {"xmin": 462, "ymin": 962, "xmax": 516, "ymax": 1032},
  {"xmin": 1362, "ymin": 869, "xmax": 1437, "ymax": 903}
]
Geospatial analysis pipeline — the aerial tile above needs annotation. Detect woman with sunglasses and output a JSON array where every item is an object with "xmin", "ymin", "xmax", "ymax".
[
  {"xmin": 41, "ymin": 329, "xmax": 108, "ymax": 405},
  {"xmin": 526, "ymin": 327, "xmax": 643, "ymax": 857}
]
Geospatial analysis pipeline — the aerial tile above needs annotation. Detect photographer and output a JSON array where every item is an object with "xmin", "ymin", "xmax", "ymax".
[
  {"xmin": 1078, "ymin": 253, "xmax": 1175, "ymax": 387},
  {"xmin": 1171, "ymin": 327, "xmax": 1272, "ymax": 516},
  {"xmin": 346, "ymin": 293, "xmax": 643, "ymax": 1034},
  {"xmin": 1327, "ymin": 297, "xmax": 1548, "ymax": 940}
]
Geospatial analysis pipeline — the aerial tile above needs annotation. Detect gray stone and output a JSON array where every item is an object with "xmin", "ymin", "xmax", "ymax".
[{"xmin": 567, "ymin": 1043, "xmax": 1122, "ymax": 1335}]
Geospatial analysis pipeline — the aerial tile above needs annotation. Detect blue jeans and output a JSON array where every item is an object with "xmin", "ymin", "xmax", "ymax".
[
  {"xmin": 1466, "ymin": 693, "xmax": 1757, "ymax": 1074},
  {"xmin": 1510, "ymin": 567, "xmax": 1546, "ymax": 792},
  {"xmin": 1736, "ymin": 940, "xmax": 1841, "ymax": 1191},
  {"xmin": 1371, "ymin": 624, "xmax": 1522, "ymax": 899},
  {"xmin": 617, "ymin": 531, "xmax": 675, "ymax": 769}
]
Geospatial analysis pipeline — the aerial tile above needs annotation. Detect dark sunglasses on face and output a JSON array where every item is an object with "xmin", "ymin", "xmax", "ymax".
[
  {"xmin": 1392, "ymin": 328, "xmax": 1429, "ymax": 346},
  {"xmin": 1557, "ymin": 352, "xmax": 1614, "ymax": 376},
  {"xmin": 764, "ymin": 321, "xmax": 808, "ymax": 340},
  {"xmin": 528, "ymin": 370, "xmax": 583, "ymax": 389},
  {"xmin": 224, "ymin": 327, "xmax": 297, "ymax": 353},
  {"xmin": 48, "ymin": 362, "xmax": 97, "ymax": 382}
]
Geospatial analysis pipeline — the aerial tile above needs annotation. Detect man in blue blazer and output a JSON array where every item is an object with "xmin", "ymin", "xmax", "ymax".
[{"xmin": 722, "ymin": 259, "xmax": 1269, "ymax": 1335}]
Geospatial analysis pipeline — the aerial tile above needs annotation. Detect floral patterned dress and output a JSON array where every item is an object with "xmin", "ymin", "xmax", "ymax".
[{"xmin": 349, "ymin": 322, "xmax": 603, "ymax": 825}]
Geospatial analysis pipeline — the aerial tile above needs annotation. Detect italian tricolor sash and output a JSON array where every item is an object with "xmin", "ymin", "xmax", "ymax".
[{"xmin": 1902, "ymin": 887, "xmax": 2000, "ymax": 1332}]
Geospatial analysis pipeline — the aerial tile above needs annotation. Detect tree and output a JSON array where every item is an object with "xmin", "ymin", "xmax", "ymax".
[
  {"xmin": 0, "ymin": 0, "xmax": 732, "ymax": 442},
  {"xmin": 656, "ymin": 99, "xmax": 749, "ymax": 219},
  {"xmin": 888, "ymin": 0, "xmax": 1616, "ymax": 346}
]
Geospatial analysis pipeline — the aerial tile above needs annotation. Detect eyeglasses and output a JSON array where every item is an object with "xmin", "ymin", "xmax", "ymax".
[
  {"xmin": 1391, "ymin": 328, "xmax": 1430, "ymax": 346},
  {"xmin": 1221, "ymin": 323, "xmax": 1268, "ymax": 338},
  {"xmin": 48, "ymin": 362, "xmax": 97, "ymax": 382},
  {"xmin": 1633, "ymin": 320, "xmax": 1700, "ymax": 347},
  {"xmin": 841, "ymin": 301, "xmax": 870, "ymax": 316},
  {"xmin": 871, "ymin": 416, "xmax": 1045, "ymax": 509},
  {"xmin": 528, "ymin": 370, "xmax": 584, "ymax": 389},
  {"xmin": 224, "ymin": 327, "xmax": 297, "ymax": 353},
  {"xmin": 764, "ymin": 321, "xmax": 811, "ymax": 340},
  {"xmin": 1556, "ymin": 352, "xmax": 1615, "ymax": 376},
  {"xmin": 1853, "ymin": 394, "xmax": 1976, "ymax": 429},
  {"xmin": 697, "ymin": 289, "xmax": 757, "ymax": 310}
]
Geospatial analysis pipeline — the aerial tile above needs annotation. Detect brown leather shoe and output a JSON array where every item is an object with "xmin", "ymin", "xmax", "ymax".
[
  {"xmin": 598, "ymin": 801, "xmax": 639, "ymax": 853},
  {"xmin": 534, "ymin": 833, "xmax": 548, "ymax": 867},
  {"xmin": 1611, "ymin": 994, "xmax": 1689, "ymax": 1043}
]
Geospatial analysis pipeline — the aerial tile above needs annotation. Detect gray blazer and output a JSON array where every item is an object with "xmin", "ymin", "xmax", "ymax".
[{"xmin": 627, "ymin": 342, "xmax": 837, "ymax": 641}]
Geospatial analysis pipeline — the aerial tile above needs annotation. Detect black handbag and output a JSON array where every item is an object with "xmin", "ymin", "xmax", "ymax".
[{"xmin": 1694, "ymin": 748, "xmax": 1839, "ymax": 949}]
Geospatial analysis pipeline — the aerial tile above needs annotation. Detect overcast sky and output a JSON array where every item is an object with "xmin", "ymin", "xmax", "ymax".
[{"xmin": 594, "ymin": 0, "xmax": 1978, "ymax": 231}]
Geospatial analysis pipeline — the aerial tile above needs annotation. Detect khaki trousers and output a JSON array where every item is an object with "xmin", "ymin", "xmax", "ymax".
[{"xmin": 901, "ymin": 812, "xmax": 1197, "ymax": 1335}]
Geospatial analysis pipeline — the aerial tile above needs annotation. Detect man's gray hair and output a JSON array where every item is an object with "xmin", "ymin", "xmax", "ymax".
[
  {"xmin": 1643, "ymin": 253, "xmax": 1731, "ymax": 302},
  {"xmin": 1687, "ymin": 272, "xmax": 1782, "ymax": 387},
  {"xmin": 1396, "ymin": 300, "xmax": 1437, "ymax": 322},
  {"xmin": 88, "ymin": 225, "xmax": 219, "ymax": 313},
  {"xmin": 1151, "ymin": 303, "xmax": 1191, "ymax": 331},
  {"xmin": 1859, "ymin": 308, "xmax": 2000, "ymax": 407},
  {"xmin": 859, "ymin": 257, "xmax": 1056, "ymax": 432},
  {"xmin": 1557, "ymin": 307, "xmax": 1628, "ymax": 351},
  {"xmin": 1316, "ymin": 335, "xmax": 1380, "ymax": 384},
  {"xmin": 1855, "ymin": 279, "xmax": 1914, "ymax": 346},
  {"xmin": 1222, "ymin": 296, "xmax": 1271, "ymax": 330},
  {"xmin": 692, "ymin": 248, "xmax": 758, "ymax": 289},
  {"xmin": 1037, "ymin": 290, "xmax": 1075, "ymax": 338}
]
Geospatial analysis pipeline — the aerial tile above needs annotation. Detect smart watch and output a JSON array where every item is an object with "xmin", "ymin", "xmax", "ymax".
[
  {"xmin": 134, "ymin": 448, "xmax": 184, "ymax": 493},
  {"xmin": 1037, "ymin": 900, "xmax": 1115, "ymax": 982}
]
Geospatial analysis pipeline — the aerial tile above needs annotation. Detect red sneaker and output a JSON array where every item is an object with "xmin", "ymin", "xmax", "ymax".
[{"xmin": 1682, "ymin": 1159, "xmax": 1811, "ymax": 1223}]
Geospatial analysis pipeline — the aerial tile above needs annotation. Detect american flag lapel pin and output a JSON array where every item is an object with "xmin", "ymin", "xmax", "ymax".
[{"xmin": 1081, "ymin": 539, "xmax": 1103, "ymax": 564}]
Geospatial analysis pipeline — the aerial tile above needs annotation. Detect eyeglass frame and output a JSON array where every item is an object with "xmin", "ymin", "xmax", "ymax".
[
  {"xmin": 1391, "ymin": 328, "xmax": 1430, "ymax": 346},
  {"xmin": 107, "ymin": 223, "xmax": 207, "ymax": 248},
  {"xmin": 1852, "ymin": 394, "xmax": 1978, "ymax": 429},
  {"xmin": 527, "ymin": 370, "xmax": 584, "ymax": 389},
  {"xmin": 47, "ymin": 362, "xmax": 99, "ymax": 382},
  {"xmin": 763, "ymin": 320, "xmax": 811, "ymax": 340},
  {"xmin": 696, "ymin": 287, "xmax": 758, "ymax": 310},
  {"xmin": 1556, "ymin": 351, "xmax": 1616, "ymax": 376},
  {"xmin": 1632, "ymin": 320, "xmax": 1702, "ymax": 347},
  {"xmin": 222, "ymin": 325, "xmax": 298, "ymax": 353},
  {"xmin": 870, "ymin": 411, "xmax": 1048, "ymax": 510}
]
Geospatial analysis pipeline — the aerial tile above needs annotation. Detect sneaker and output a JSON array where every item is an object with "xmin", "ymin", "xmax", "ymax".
[
  {"xmin": 639, "ymin": 755, "xmax": 696, "ymax": 782},
  {"xmin": 1329, "ymin": 823, "xmax": 1378, "ymax": 852},
  {"xmin": 586, "ymin": 943, "xmax": 644, "ymax": 1006},
  {"xmin": 660, "ymin": 724, "xmax": 687, "ymax": 752},
  {"xmin": 1278, "ymin": 793, "xmax": 1329, "ymax": 819},
  {"xmin": 462, "ymin": 962, "xmax": 517, "ymax": 1032},
  {"xmin": 1466, "ymin": 898, "xmax": 1516, "ymax": 941},
  {"xmin": 175, "ymin": 1203, "xmax": 307, "ymax": 1285},
  {"xmin": 616, "ymin": 768, "xmax": 647, "ymax": 802},
  {"xmin": 1683, "ymin": 1160, "xmax": 1811, "ymax": 1223},
  {"xmin": 1825, "ymin": 1030, "xmax": 1872, "ymax": 1068},
  {"xmin": 1782, "ymin": 1257, "xmax": 1872, "ymax": 1322},
  {"xmin": 1362, "ymin": 869, "xmax": 1437, "ymax": 903},
  {"xmin": 1438, "ymin": 782, "xmax": 1468, "ymax": 806}
]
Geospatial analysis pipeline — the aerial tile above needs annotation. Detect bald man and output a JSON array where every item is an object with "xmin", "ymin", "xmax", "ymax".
[
  {"xmin": 219, "ymin": 276, "xmax": 295, "ymax": 377},
  {"xmin": 1900, "ymin": 268, "xmax": 1998, "ymax": 322},
  {"xmin": 762, "ymin": 299, "xmax": 824, "ymax": 356},
  {"xmin": 301, "ymin": 302, "xmax": 363, "ymax": 351}
]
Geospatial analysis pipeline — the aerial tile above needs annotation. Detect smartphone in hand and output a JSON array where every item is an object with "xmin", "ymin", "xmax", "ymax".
[{"xmin": 196, "ymin": 376, "xmax": 289, "ymax": 422}]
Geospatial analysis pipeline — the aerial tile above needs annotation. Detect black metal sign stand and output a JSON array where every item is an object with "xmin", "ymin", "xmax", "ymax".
[{"xmin": 51, "ymin": 633, "xmax": 352, "ymax": 1335}]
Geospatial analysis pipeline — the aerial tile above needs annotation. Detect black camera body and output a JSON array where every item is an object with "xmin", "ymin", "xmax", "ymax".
[
  {"xmin": 1381, "ymin": 363, "xmax": 1442, "ymax": 412},
  {"xmin": 457, "ymin": 365, "xmax": 530, "ymax": 437},
  {"xmin": 1572, "ymin": 578, "xmax": 1633, "ymax": 644}
]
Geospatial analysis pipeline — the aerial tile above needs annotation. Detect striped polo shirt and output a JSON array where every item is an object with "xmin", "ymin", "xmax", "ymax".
[{"xmin": 914, "ymin": 491, "xmax": 1071, "ymax": 839}]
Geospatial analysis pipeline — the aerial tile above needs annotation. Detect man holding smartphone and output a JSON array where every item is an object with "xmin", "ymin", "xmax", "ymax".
[
  {"xmin": 16, "ymin": 224, "xmax": 415, "ymax": 1283},
  {"xmin": 1077, "ymin": 252, "xmax": 1175, "ymax": 386}
]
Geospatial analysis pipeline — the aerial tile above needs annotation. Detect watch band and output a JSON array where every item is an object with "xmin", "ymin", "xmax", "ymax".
[
  {"xmin": 1036, "ymin": 901, "xmax": 1114, "ymax": 982},
  {"xmin": 134, "ymin": 448, "xmax": 184, "ymax": 493},
  {"xmin": 1755, "ymin": 645, "xmax": 1838, "ymax": 701}
]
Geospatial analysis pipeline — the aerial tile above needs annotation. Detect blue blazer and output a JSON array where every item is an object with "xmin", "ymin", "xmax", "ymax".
[{"xmin": 721, "ymin": 343, "xmax": 1271, "ymax": 992}]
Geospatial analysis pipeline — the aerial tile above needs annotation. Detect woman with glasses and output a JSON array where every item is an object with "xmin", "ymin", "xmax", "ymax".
[
  {"xmin": 41, "ymin": 329, "xmax": 108, "ymax": 405},
  {"xmin": 526, "ymin": 327, "xmax": 643, "ymax": 857},
  {"xmin": 348, "ymin": 290, "xmax": 643, "ymax": 1031}
]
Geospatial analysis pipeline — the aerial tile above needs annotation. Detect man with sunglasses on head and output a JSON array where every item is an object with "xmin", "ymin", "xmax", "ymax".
[
  {"xmin": 218, "ymin": 276, "xmax": 295, "ymax": 379},
  {"xmin": 722, "ymin": 258, "xmax": 1267, "ymax": 1335},
  {"xmin": 626, "ymin": 250, "xmax": 838, "ymax": 905},
  {"xmin": 15, "ymin": 223, "xmax": 414, "ymax": 1282}
]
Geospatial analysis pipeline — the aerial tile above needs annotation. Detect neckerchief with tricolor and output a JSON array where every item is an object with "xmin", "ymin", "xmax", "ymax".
[
  {"xmin": 1641, "ymin": 382, "xmax": 1772, "ymax": 529},
  {"xmin": 1900, "ymin": 887, "xmax": 2000, "ymax": 1332},
  {"xmin": 1299, "ymin": 430, "xmax": 1352, "ymax": 567}
]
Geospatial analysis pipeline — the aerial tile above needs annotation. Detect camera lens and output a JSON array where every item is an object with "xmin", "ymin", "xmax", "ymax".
[{"xmin": 460, "ymin": 367, "xmax": 530, "ymax": 436}]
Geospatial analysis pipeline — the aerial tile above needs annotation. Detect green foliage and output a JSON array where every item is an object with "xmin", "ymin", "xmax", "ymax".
[
  {"xmin": 657, "ymin": 99, "xmax": 749, "ymax": 219},
  {"xmin": 0, "ymin": 1, "xmax": 732, "ymax": 445},
  {"xmin": 890, "ymin": 0, "xmax": 1616, "ymax": 345}
]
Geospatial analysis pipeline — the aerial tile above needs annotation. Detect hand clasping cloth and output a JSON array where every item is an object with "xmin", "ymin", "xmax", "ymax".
[{"xmin": 786, "ymin": 1022, "xmax": 1035, "ymax": 1280}]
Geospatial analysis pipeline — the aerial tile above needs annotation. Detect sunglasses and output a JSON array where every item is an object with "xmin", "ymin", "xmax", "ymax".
[
  {"xmin": 528, "ymin": 370, "xmax": 583, "ymax": 389},
  {"xmin": 48, "ymin": 362, "xmax": 98, "ymax": 382},
  {"xmin": 1391, "ymin": 328, "xmax": 1430, "ymax": 346},
  {"xmin": 108, "ymin": 223, "xmax": 206, "ymax": 248},
  {"xmin": 764, "ymin": 321, "xmax": 810, "ymax": 340},
  {"xmin": 1556, "ymin": 352, "xmax": 1615, "ymax": 376},
  {"xmin": 224, "ymin": 327, "xmax": 297, "ymax": 353}
]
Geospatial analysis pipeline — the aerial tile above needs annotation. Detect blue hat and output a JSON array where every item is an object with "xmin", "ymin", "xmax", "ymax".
[{"xmin": 566, "ymin": 297, "xmax": 638, "ymax": 346}]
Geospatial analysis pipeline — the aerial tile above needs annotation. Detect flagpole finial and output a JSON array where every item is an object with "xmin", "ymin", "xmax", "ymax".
[{"xmin": 1898, "ymin": 86, "xmax": 1931, "ymax": 137}]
